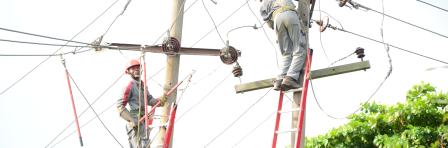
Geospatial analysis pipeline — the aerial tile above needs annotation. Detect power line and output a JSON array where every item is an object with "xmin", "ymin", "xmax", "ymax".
[
  {"xmin": 231, "ymin": 93, "xmax": 297, "ymax": 146},
  {"xmin": 45, "ymin": 73, "xmax": 124, "ymax": 147},
  {"xmin": 327, "ymin": 25, "xmax": 448, "ymax": 64},
  {"xmin": 317, "ymin": 0, "xmax": 330, "ymax": 64},
  {"xmin": 201, "ymin": 0, "xmax": 226, "ymax": 46},
  {"xmin": 49, "ymin": 100, "xmax": 117, "ymax": 148},
  {"xmin": 417, "ymin": 0, "xmax": 448, "ymax": 13},
  {"xmin": 176, "ymin": 72, "xmax": 231, "ymax": 122},
  {"xmin": 245, "ymin": 0, "xmax": 281, "ymax": 69},
  {"xmin": 190, "ymin": 0, "xmax": 249, "ymax": 47},
  {"xmin": 152, "ymin": 0, "xmax": 190, "ymax": 45},
  {"xmin": 347, "ymin": 0, "xmax": 448, "ymax": 39},
  {"xmin": 0, "ymin": 0, "xmax": 122, "ymax": 97},
  {"xmin": 309, "ymin": 57, "xmax": 392, "ymax": 119},
  {"xmin": 232, "ymin": 101, "xmax": 281, "ymax": 146},
  {"xmin": 67, "ymin": 69, "xmax": 124, "ymax": 147},
  {"xmin": 309, "ymin": 80, "xmax": 347, "ymax": 119},
  {"xmin": 0, "ymin": 38, "xmax": 95, "ymax": 48},
  {"xmin": 204, "ymin": 88, "xmax": 272, "ymax": 147},
  {"xmin": 0, "ymin": 27, "xmax": 92, "ymax": 46},
  {"xmin": 328, "ymin": 50, "xmax": 355, "ymax": 66},
  {"xmin": 0, "ymin": 48, "xmax": 92, "ymax": 57},
  {"xmin": 100, "ymin": 0, "xmax": 133, "ymax": 39}
]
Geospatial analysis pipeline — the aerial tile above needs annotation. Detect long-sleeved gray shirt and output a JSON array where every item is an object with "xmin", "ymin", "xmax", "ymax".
[{"xmin": 117, "ymin": 78, "xmax": 158, "ymax": 113}]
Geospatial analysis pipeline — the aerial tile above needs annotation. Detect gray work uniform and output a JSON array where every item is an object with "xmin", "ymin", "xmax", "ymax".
[
  {"xmin": 260, "ymin": 0, "xmax": 307, "ymax": 81},
  {"xmin": 117, "ymin": 78, "xmax": 158, "ymax": 148}
]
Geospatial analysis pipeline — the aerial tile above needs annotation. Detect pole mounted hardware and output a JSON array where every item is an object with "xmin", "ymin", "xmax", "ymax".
[
  {"xmin": 315, "ymin": 16, "xmax": 329, "ymax": 32},
  {"xmin": 162, "ymin": 37, "xmax": 181, "ymax": 56},
  {"xmin": 220, "ymin": 45, "xmax": 241, "ymax": 65},
  {"xmin": 232, "ymin": 62, "xmax": 243, "ymax": 77},
  {"xmin": 355, "ymin": 47, "xmax": 365, "ymax": 61}
]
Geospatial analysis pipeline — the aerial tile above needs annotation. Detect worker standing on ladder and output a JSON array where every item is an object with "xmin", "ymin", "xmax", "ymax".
[
  {"xmin": 260, "ymin": 0, "xmax": 307, "ymax": 91},
  {"xmin": 117, "ymin": 59, "xmax": 167, "ymax": 148}
]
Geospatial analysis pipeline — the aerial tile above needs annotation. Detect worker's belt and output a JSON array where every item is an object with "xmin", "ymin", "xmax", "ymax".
[
  {"xmin": 130, "ymin": 109, "xmax": 145, "ymax": 115},
  {"xmin": 272, "ymin": 6, "xmax": 297, "ymax": 20}
]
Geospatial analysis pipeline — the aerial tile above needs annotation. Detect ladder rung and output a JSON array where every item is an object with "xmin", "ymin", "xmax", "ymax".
[
  {"xmin": 285, "ymin": 87, "xmax": 303, "ymax": 93},
  {"xmin": 276, "ymin": 128, "xmax": 297, "ymax": 134},
  {"xmin": 278, "ymin": 108, "xmax": 301, "ymax": 113}
]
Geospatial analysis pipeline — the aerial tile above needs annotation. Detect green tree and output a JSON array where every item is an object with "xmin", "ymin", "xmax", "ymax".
[{"xmin": 306, "ymin": 82, "xmax": 448, "ymax": 148}]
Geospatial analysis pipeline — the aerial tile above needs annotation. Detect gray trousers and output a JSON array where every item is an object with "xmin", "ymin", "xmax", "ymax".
[
  {"xmin": 126, "ymin": 116, "xmax": 150, "ymax": 148},
  {"xmin": 274, "ymin": 10, "xmax": 307, "ymax": 81}
]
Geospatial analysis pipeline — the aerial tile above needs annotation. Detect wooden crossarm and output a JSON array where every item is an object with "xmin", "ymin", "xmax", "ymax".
[{"xmin": 234, "ymin": 61, "xmax": 370, "ymax": 93}]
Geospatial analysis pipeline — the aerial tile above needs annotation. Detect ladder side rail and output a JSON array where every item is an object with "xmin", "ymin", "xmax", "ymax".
[
  {"xmin": 272, "ymin": 91, "xmax": 285, "ymax": 148},
  {"xmin": 295, "ymin": 49, "xmax": 313, "ymax": 148}
]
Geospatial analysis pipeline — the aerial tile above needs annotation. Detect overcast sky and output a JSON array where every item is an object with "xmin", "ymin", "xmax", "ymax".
[{"xmin": 1, "ymin": 0, "xmax": 447, "ymax": 147}]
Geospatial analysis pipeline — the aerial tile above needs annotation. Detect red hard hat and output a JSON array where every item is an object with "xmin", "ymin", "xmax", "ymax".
[{"xmin": 125, "ymin": 59, "xmax": 140, "ymax": 73}]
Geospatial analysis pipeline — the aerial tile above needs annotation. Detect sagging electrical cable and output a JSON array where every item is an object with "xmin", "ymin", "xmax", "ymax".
[
  {"xmin": 92, "ymin": 0, "xmax": 134, "ymax": 53},
  {"xmin": 49, "ymin": 101, "xmax": 116, "ymax": 148},
  {"xmin": 45, "ymin": 73, "xmax": 124, "ymax": 148},
  {"xmin": 190, "ymin": 0, "xmax": 249, "ymax": 47},
  {"xmin": 201, "ymin": 0, "xmax": 226, "ymax": 46},
  {"xmin": 0, "ymin": 38, "xmax": 97, "ymax": 48},
  {"xmin": 232, "ymin": 94, "xmax": 293, "ymax": 146},
  {"xmin": 417, "ymin": 0, "xmax": 448, "ymax": 13},
  {"xmin": 0, "ymin": 27, "xmax": 91, "ymax": 46},
  {"xmin": 0, "ymin": 0, "xmax": 122, "ymax": 97},
  {"xmin": 204, "ymin": 88, "xmax": 273, "ymax": 147},
  {"xmin": 339, "ymin": 0, "xmax": 448, "ymax": 39},
  {"xmin": 0, "ymin": 48, "xmax": 92, "ymax": 57},
  {"xmin": 175, "ymin": 73, "xmax": 232, "ymax": 123},
  {"xmin": 323, "ymin": 24, "xmax": 448, "ymax": 64},
  {"xmin": 68, "ymin": 70, "xmax": 124, "ymax": 148}
]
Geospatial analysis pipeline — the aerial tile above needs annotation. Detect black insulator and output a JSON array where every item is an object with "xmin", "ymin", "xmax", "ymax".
[
  {"xmin": 162, "ymin": 37, "xmax": 180, "ymax": 56},
  {"xmin": 220, "ymin": 46, "xmax": 240, "ymax": 65},
  {"xmin": 355, "ymin": 47, "xmax": 365, "ymax": 61},
  {"xmin": 232, "ymin": 63, "xmax": 243, "ymax": 77}
]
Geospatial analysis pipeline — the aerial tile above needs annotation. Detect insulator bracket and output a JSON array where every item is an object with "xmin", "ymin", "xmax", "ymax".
[
  {"xmin": 355, "ymin": 47, "xmax": 365, "ymax": 61},
  {"xmin": 162, "ymin": 37, "xmax": 180, "ymax": 56},
  {"xmin": 220, "ymin": 46, "xmax": 241, "ymax": 65},
  {"xmin": 232, "ymin": 63, "xmax": 243, "ymax": 77}
]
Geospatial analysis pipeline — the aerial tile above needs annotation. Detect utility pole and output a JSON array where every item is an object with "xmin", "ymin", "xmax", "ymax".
[
  {"xmin": 293, "ymin": 0, "xmax": 310, "ymax": 147},
  {"xmin": 157, "ymin": 0, "xmax": 184, "ymax": 147}
]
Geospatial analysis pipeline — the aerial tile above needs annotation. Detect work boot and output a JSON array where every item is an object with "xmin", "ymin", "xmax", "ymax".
[
  {"xmin": 281, "ymin": 76, "xmax": 299, "ymax": 91},
  {"xmin": 273, "ymin": 79, "xmax": 282, "ymax": 91}
]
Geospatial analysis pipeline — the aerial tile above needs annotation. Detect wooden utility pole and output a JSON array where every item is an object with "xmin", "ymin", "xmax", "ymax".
[
  {"xmin": 156, "ymin": 0, "xmax": 184, "ymax": 147},
  {"xmin": 294, "ymin": 0, "xmax": 310, "ymax": 147}
]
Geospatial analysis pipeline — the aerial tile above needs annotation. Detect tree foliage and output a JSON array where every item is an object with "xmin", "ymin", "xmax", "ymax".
[{"xmin": 306, "ymin": 82, "xmax": 448, "ymax": 148}]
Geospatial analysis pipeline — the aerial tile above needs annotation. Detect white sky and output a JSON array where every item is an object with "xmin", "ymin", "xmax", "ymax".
[{"xmin": 1, "ymin": 0, "xmax": 447, "ymax": 148}]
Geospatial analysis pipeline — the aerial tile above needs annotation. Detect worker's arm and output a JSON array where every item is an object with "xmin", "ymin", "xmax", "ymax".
[{"xmin": 117, "ymin": 81, "xmax": 137, "ymax": 127}]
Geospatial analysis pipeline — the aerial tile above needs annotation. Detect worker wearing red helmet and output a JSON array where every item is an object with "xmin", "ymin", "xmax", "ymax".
[{"xmin": 117, "ymin": 59, "xmax": 167, "ymax": 148}]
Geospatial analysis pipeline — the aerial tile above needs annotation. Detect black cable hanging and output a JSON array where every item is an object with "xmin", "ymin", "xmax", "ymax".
[
  {"xmin": 0, "ymin": 0, "xmax": 122, "ymax": 97},
  {"xmin": 338, "ymin": 0, "xmax": 448, "ymax": 39},
  {"xmin": 417, "ymin": 0, "xmax": 448, "ymax": 13},
  {"xmin": 317, "ymin": 21, "xmax": 448, "ymax": 65},
  {"xmin": 45, "ymin": 73, "xmax": 124, "ymax": 148},
  {"xmin": 67, "ymin": 70, "xmax": 124, "ymax": 147}
]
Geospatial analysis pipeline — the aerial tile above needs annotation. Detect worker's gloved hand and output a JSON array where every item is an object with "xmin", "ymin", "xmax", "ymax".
[
  {"xmin": 128, "ymin": 119, "xmax": 138, "ymax": 129},
  {"xmin": 159, "ymin": 95, "xmax": 168, "ymax": 106},
  {"xmin": 267, "ymin": 20, "xmax": 274, "ymax": 30}
]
